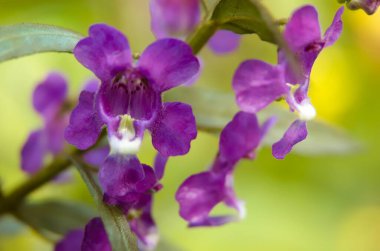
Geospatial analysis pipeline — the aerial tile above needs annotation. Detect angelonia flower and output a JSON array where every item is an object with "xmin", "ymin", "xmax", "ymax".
[
  {"xmin": 150, "ymin": 0, "xmax": 241, "ymax": 54},
  {"xmin": 176, "ymin": 112, "xmax": 275, "ymax": 227},
  {"xmin": 343, "ymin": 0, "xmax": 380, "ymax": 14},
  {"xmin": 21, "ymin": 73, "xmax": 69, "ymax": 174},
  {"xmin": 64, "ymin": 23, "xmax": 199, "ymax": 247},
  {"xmin": 232, "ymin": 5, "xmax": 344, "ymax": 159}
]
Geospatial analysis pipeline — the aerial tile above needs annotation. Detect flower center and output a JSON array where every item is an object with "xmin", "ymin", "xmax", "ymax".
[{"xmin": 100, "ymin": 69, "xmax": 160, "ymax": 121}]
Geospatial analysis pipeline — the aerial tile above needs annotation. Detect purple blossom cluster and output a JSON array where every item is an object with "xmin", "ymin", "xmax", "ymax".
[{"xmin": 16, "ymin": 1, "xmax": 349, "ymax": 250}]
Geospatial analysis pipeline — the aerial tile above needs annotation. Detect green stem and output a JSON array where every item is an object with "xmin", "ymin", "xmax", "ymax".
[
  {"xmin": 0, "ymin": 149, "xmax": 78, "ymax": 215},
  {"xmin": 187, "ymin": 20, "xmax": 219, "ymax": 54}
]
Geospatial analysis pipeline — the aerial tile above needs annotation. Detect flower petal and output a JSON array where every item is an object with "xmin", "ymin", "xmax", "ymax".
[
  {"xmin": 272, "ymin": 120, "xmax": 308, "ymax": 159},
  {"xmin": 208, "ymin": 30, "xmax": 240, "ymax": 54},
  {"xmin": 219, "ymin": 112, "xmax": 261, "ymax": 162},
  {"xmin": 21, "ymin": 129, "xmax": 47, "ymax": 174},
  {"xmin": 65, "ymin": 90, "xmax": 104, "ymax": 150},
  {"xmin": 74, "ymin": 24, "xmax": 132, "ymax": 81},
  {"xmin": 138, "ymin": 39, "xmax": 200, "ymax": 92},
  {"xmin": 284, "ymin": 5, "xmax": 321, "ymax": 50},
  {"xmin": 324, "ymin": 7, "xmax": 344, "ymax": 47},
  {"xmin": 150, "ymin": 102, "xmax": 197, "ymax": 157},
  {"xmin": 150, "ymin": 0, "xmax": 200, "ymax": 38},
  {"xmin": 83, "ymin": 146, "xmax": 110, "ymax": 167},
  {"xmin": 99, "ymin": 154, "xmax": 145, "ymax": 198},
  {"xmin": 55, "ymin": 229, "xmax": 84, "ymax": 251},
  {"xmin": 130, "ymin": 198, "xmax": 159, "ymax": 249},
  {"xmin": 82, "ymin": 218, "xmax": 111, "ymax": 251},
  {"xmin": 233, "ymin": 60, "xmax": 288, "ymax": 113},
  {"xmin": 33, "ymin": 72, "xmax": 67, "ymax": 117},
  {"xmin": 153, "ymin": 153, "xmax": 168, "ymax": 180},
  {"xmin": 98, "ymin": 77, "xmax": 161, "ymax": 121},
  {"xmin": 176, "ymin": 171, "xmax": 226, "ymax": 224}
]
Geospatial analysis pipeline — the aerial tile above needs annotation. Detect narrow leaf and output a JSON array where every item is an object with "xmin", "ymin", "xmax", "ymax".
[
  {"xmin": 16, "ymin": 200, "xmax": 96, "ymax": 237},
  {"xmin": 166, "ymin": 87, "xmax": 361, "ymax": 155},
  {"xmin": 70, "ymin": 156, "xmax": 138, "ymax": 251},
  {"xmin": 0, "ymin": 24, "xmax": 83, "ymax": 62}
]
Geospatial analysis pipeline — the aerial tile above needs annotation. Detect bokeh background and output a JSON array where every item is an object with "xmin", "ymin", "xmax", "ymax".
[{"xmin": 0, "ymin": 0, "xmax": 380, "ymax": 250}]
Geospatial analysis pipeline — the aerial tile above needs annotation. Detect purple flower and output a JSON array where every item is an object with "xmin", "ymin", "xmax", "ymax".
[
  {"xmin": 150, "ymin": 0, "xmax": 241, "ymax": 54},
  {"xmin": 65, "ymin": 23, "xmax": 198, "ymax": 201},
  {"xmin": 21, "ymin": 73, "xmax": 68, "ymax": 174},
  {"xmin": 67, "ymin": 24, "xmax": 198, "ymax": 155},
  {"xmin": 176, "ymin": 112, "xmax": 273, "ymax": 227},
  {"xmin": 233, "ymin": 5, "xmax": 344, "ymax": 159},
  {"xmin": 345, "ymin": 0, "xmax": 380, "ymax": 14}
]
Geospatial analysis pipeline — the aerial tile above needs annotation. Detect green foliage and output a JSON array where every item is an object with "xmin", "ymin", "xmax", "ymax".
[
  {"xmin": 0, "ymin": 24, "xmax": 82, "ymax": 62},
  {"xmin": 16, "ymin": 200, "xmax": 96, "ymax": 239}
]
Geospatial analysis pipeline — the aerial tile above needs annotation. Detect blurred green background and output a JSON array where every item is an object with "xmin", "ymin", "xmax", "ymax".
[{"xmin": 1, "ymin": 0, "xmax": 380, "ymax": 250}]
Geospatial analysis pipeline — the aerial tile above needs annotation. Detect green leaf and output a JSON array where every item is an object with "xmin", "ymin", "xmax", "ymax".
[
  {"xmin": 70, "ymin": 156, "xmax": 138, "ymax": 251},
  {"xmin": 0, "ymin": 216, "xmax": 25, "ymax": 235},
  {"xmin": 16, "ymin": 200, "xmax": 96, "ymax": 237},
  {"xmin": 212, "ymin": 0, "xmax": 274, "ymax": 41},
  {"xmin": 0, "ymin": 24, "xmax": 83, "ymax": 62},
  {"xmin": 210, "ymin": 0, "xmax": 300, "ymax": 76},
  {"xmin": 166, "ymin": 87, "xmax": 361, "ymax": 155}
]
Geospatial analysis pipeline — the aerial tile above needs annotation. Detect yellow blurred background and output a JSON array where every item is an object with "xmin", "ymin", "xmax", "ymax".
[{"xmin": 1, "ymin": 0, "xmax": 380, "ymax": 250}]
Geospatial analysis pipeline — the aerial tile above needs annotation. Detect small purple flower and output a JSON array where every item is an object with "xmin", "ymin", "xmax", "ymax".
[
  {"xmin": 21, "ymin": 73, "xmax": 68, "ymax": 174},
  {"xmin": 345, "ymin": 0, "xmax": 380, "ymax": 14},
  {"xmin": 233, "ymin": 5, "xmax": 344, "ymax": 159},
  {"xmin": 208, "ymin": 30, "xmax": 241, "ymax": 54},
  {"xmin": 176, "ymin": 112, "xmax": 273, "ymax": 227},
  {"xmin": 150, "ymin": 0, "xmax": 200, "ymax": 39},
  {"xmin": 150, "ymin": 0, "xmax": 241, "ymax": 54}
]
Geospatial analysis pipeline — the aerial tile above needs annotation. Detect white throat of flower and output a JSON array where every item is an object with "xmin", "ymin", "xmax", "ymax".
[
  {"xmin": 109, "ymin": 115, "xmax": 142, "ymax": 155},
  {"xmin": 295, "ymin": 99, "xmax": 316, "ymax": 121},
  {"xmin": 286, "ymin": 84, "xmax": 317, "ymax": 121}
]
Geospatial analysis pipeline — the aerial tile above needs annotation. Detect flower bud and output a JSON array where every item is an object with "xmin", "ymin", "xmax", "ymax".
[{"xmin": 345, "ymin": 0, "xmax": 380, "ymax": 15}]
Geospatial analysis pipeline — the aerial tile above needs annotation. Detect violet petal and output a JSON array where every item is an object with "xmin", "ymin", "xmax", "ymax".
[
  {"xmin": 233, "ymin": 60, "xmax": 288, "ymax": 113},
  {"xmin": 284, "ymin": 5, "xmax": 321, "ymax": 50},
  {"xmin": 150, "ymin": 102, "xmax": 197, "ymax": 157},
  {"xmin": 74, "ymin": 24, "xmax": 132, "ymax": 81},
  {"xmin": 208, "ymin": 30, "xmax": 241, "ymax": 54},
  {"xmin": 324, "ymin": 7, "xmax": 344, "ymax": 47},
  {"xmin": 21, "ymin": 129, "xmax": 47, "ymax": 174},
  {"xmin": 65, "ymin": 89, "xmax": 104, "ymax": 150},
  {"xmin": 138, "ymin": 39, "xmax": 200, "ymax": 92},
  {"xmin": 150, "ymin": 0, "xmax": 200, "ymax": 38},
  {"xmin": 99, "ymin": 154, "xmax": 145, "ymax": 198},
  {"xmin": 176, "ymin": 171, "xmax": 226, "ymax": 224},
  {"xmin": 55, "ymin": 229, "xmax": 84, "ymax": 251},
  {"xmin": 219, "ymin": 112, "xmax": 261, "ymax": 162},
  {"xmin": 272, "ymin": 120, "xmax": 308, "ymax": 159},
  {"xmin": 81, "ymin": 218, "xmax": 111, "ymax": 251},
  {"xmin": 33, "ymin": 72, "xmax": 67, "ymax": 118}
]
